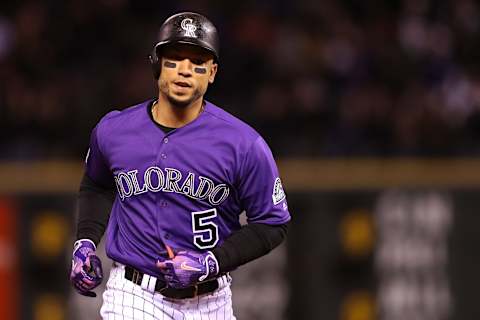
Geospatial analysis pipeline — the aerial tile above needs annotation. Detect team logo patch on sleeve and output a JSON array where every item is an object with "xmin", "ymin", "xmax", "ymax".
[{"xmin": 272, "ymin": 177, "xmax": 286, "ymax": 205}]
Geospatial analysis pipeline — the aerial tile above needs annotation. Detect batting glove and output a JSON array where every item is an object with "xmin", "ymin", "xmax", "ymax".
[
  {"xmin": 70, "ymin": 239, "xmax": 103, "ymax": 297},
  {"xmin": 157, "ymin": 251, "xmax": 219, "ymax": 289}
]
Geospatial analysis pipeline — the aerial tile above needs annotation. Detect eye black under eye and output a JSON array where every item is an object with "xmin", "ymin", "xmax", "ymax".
[
  {"xmin": 194, "ymin": 67, "xmax": 207, "ymax": 74},
  {"xmin": 164, "ymin": 61, "xmax": 176, "ymax": 68}
]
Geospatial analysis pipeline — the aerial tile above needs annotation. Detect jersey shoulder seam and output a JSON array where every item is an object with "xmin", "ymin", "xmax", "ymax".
[
  {"xmin": 96, "ymin": 100, "xmax": 151, "ymax": 155},
  {"xmin": 100, "ymin": 101, "xmax": 148, "ymax": 123},
  {"xmin": 203, "ymin": 108, "xmax": 260, "ymax": 140}
]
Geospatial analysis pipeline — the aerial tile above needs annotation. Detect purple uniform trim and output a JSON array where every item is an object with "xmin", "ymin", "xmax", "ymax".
[{"xmin": 86, "ymin": 99, "xmax": 291, "ymax": 277}]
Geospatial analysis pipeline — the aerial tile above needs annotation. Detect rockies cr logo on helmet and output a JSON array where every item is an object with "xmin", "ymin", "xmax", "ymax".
[{"xmin": 181, "ymin": 18, "xmax": 197, "ymax": 38}]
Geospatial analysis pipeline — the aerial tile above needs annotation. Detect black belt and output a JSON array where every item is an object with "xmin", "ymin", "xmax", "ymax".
[{"xmin": 124, "ymin": 265, "xmax": 219, "ymax": 299}]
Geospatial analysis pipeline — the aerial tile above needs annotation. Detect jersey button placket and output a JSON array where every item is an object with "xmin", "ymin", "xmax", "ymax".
[
  {"xmin": 159, "ymin": 135, "xmax": 169, "ymax": 161},
  {"xmin": 157, "ymin": 134, "xmax": 170, "ymax": 255},
  {"xmin": 159, "ymin": 136, "xmax": 170, "ymax": 160}
]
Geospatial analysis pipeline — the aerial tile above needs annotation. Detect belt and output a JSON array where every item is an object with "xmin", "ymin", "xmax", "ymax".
[{"xmin": 124, "ymin": 265, "xmax": 219, "ymax": 299}]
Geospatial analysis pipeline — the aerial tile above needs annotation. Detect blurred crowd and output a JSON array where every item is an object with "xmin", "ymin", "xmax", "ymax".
[{"xmin": 2, "ymin": 0, "xmax": 480, "ymax": 158}]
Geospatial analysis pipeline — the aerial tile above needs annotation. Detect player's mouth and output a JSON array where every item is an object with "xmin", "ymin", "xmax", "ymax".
[{"xmin": 173, "ymin": 81, "xmax": 192, "ymax": 88}]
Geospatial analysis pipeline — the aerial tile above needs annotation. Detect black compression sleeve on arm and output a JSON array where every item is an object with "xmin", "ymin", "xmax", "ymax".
[
  {"xmin": 76, "ymin": 173, "xmax": 115, "ymax": 245},
  {"xmin": 212, "ymin": 221, "xmax": 289, "ymax": 273}
]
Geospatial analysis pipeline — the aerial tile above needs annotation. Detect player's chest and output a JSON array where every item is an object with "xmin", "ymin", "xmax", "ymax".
[{"xmin": 106, "ymin": 133, "xmax": 237, "ymax": 200}]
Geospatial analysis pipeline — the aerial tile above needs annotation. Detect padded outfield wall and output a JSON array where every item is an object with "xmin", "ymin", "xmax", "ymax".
[{"xmin": 0, "ymin": 159, "xmax": 479, "ymax": 320}]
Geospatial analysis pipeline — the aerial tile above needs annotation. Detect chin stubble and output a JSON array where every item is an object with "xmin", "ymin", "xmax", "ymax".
[{"xmin": 168, "ymin": 88, "xmax": 203, "ymax": 108}]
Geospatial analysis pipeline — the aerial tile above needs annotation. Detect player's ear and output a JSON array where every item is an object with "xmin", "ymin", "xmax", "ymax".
[{"xmin": 208, "ymin": 63, "xmax": 218, "ymax": 84}]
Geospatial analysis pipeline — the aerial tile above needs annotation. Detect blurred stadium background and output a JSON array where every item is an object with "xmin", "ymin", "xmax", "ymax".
[{"xmin": 1, "ymin": 0, "xmax": 480, "ymax": 319}]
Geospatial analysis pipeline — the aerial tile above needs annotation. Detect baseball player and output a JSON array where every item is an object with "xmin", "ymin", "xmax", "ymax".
[{"xmin": 70, "ymin": 12, "xmax": 291, "ymax": 319}]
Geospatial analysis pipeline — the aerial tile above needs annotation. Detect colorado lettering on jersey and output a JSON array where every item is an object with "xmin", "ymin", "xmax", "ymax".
[{"xmin": 114, "ymin": 166, "xmax": 230, "ymax": 206}]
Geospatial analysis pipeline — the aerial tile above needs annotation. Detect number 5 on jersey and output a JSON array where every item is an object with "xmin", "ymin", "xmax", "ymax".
[{"xmin": 191, "ymin": 209, "xmax": 219, "ymax": 249}]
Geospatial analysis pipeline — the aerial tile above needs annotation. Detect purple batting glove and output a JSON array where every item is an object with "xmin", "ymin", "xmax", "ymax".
[
  {"xmin": 157, "ymin": 251, "xmax": 219, "ymax": 289},
  {"xmin": 70, "ymin": 239, "xmax": 103, "ymax": 297}
]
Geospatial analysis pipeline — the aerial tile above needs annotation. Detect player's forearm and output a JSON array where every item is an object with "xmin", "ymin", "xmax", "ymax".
[
  {"xmin": 76, "ymin": 173, "xmax": 115, "ymax": 245},
  {"xmin": 212, "ymin": 222, "xmax": 289, "ymax": 273}
]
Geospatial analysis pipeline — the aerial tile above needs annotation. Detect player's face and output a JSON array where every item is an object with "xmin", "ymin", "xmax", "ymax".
[{"xmin": 158, "ymin": 44, "xmax": 218, "ymax": 107}]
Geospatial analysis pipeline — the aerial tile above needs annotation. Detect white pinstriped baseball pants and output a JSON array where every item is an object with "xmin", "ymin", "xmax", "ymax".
[{"xmin": 100, "ymin": 263, "xmax": 236, "ymax": 320}]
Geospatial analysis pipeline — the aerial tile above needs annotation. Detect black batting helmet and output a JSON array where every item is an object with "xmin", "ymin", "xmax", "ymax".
[{"xmin": 149, "ymin": 12, "xmax": 220, "ymax": 79}]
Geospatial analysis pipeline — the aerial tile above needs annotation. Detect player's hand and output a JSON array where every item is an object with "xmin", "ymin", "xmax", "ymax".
[
  {"xmin": 156, "ymin": 250, "xmax": 219, "ymax": 289},
  {"xmin": 70, "ymin": 239, "xmax": 103, "ymax": 297}
]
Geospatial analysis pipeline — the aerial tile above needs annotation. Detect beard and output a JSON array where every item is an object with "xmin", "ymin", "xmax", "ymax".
[{"xmin": 160, "ymin": 81, "xmax": 203, "ymax": 108}]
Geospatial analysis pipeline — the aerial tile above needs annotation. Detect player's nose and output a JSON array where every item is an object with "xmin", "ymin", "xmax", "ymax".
[{"xmin": 177, "ymin": 59, "xmax": 193, "ymax": 77}]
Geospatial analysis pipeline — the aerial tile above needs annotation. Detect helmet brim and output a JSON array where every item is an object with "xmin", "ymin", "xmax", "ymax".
[{"xmin": 154, "ymin": 39, "xmax": 219, "ymax": 62}]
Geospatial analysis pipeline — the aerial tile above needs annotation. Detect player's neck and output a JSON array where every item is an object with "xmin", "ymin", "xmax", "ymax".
[{"xmin": 153, "ymin": 96, "xmax": 204, "ymax": 128}]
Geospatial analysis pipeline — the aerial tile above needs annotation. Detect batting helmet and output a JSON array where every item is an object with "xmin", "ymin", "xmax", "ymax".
[{"xmin": 149, "ymin": 12, "xmax": 220, "ymax": 79}]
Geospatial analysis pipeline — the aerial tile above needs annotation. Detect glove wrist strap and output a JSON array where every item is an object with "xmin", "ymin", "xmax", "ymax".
[
  {"xmin": 73, "ymin": 239, "xmax": 97, "ymax": 256},
  {"xmin": 199, "ymin": 251, "xmax": 219, "ymax": 282}
]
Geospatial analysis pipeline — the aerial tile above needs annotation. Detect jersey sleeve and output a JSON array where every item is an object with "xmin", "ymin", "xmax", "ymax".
[
  {"xmin": 237, "ymin": 136, "xmax": 291, "ymax": 225},
  {"xmin": 85, "ymin": 125, "xmax": 114, "ymax": 188}
]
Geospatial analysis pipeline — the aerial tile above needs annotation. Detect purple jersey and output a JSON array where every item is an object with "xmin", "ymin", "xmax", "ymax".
[{"xmin": 85, "ymin": 99, "xmax": 291, "ymax": 277}]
